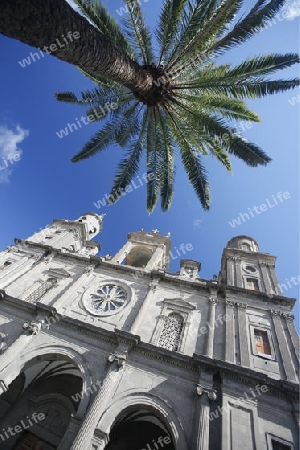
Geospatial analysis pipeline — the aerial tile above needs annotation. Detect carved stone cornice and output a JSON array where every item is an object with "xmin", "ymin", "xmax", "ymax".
[
  {"xmin": 271, "ymin": 309, "xmax": 281, "ymax": 317},
  {"xmin": 196, "ymin": 384, "xmax": 217, "ymax": 401},
  {"xmin": 236, "ymin": 302, "xmax": 247, "ymax": 310},
  {"xmin": 225, "ymin": 300, "xmax": 235, "ymax": 308},
  {"xmin": 281, "ymin": 313, "xmax": 294, "ymax": 322},
  {"xmin": 149, "ymin": 279, "xmax": 159, "ymax": 291},
  {"xmin": 84, "ymin": 265, "xmax": 95, "ymax": 274}
]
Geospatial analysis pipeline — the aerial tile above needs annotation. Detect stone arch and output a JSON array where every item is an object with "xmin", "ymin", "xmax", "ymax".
[
  {"xmin": 2, "ymin": 344, "xmax": 92, "ymax": 419},
  {"xmin": 97, "ymin": 392, "xmax": 188, "ymax": 449}
]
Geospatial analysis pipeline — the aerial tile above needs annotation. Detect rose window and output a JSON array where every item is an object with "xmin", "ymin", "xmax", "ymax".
[{"xmin": 85, "ymin": 284, "xmax": 128, "ymax": 316}]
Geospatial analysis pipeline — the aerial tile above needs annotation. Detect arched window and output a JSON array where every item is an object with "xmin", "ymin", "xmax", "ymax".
[
  {"xmin": 25, "ymin": 278, "xmax": 57, "ymax": 303},
  {"xmin": 158, "ymin": 313, "xmax": 184, "ymax": 352}
]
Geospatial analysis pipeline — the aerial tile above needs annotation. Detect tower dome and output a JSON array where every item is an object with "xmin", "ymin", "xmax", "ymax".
[
  {"xmin": 77, "ymin": 213, "xmax": 104, "ymax": 240},
  {"xmin": 226, "ymin": 235, "xmax": 259, "ymax": 253}
]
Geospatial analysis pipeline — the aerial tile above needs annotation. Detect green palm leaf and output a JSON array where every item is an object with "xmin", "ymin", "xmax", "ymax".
[
  {"xmin": 123, "ymin": 0, "xmax": 154, "ymax": 64},
  {"xmin": 73, "ymin": 0, "xmax": 134, "ymax": 58},
  {"xmin": 108, "ymin": 107, "xmax": 149, "ymax": 204}
]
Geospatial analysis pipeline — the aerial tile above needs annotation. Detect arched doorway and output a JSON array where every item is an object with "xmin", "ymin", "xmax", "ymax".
[
  {"xmin": 105, "ymin": 408, "xmax": 175, "ymax": 450},
  {"xmin": 0, "ymin": 354, "xmax": 83, "ymax": 449}
]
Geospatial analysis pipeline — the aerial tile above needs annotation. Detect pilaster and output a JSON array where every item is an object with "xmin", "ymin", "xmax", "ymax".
[
  {"xmin": 0, "ymin": 318, "xmax": 49, "ymax": 389},
  {"xmin": 225, "ymin": 300, "xmax": 235, "ymax": 363},
  {"xmin": 237, "ymin": 302, "xmax": 250, "ymax": 367},
  {"xmin": 130, "ymin": 279, "xmax": 159, "ymax": 335},
  {"xmin": 204, "ymin": 297, "xmax": 217, "ymax": 358},
  {"xmin": 70, "ymin": 352, "xmax": 127, "ymax": 450},
  {"xmin": 195, "ymin": 381, "xmax": 217, "ymax": 450},
  {"xmin": 283, "ymin": 313, "xmax": 300, "ymax": 367},
  {"xmin": 271, "ymin": 311, "xmax": 297, "ymax": 382}
]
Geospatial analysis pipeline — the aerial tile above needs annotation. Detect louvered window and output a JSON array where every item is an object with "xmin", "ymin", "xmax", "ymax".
[
  {"xmin": 271, "ymin": 440, "xmax": 292, "ymax": 450},
  {"xmin": 254, "ymin": 329, "xmax": 271, "ymax": 356},
  {"xmin": 25, "ymin": 278, "xmax": 57, "ymax": 303},
  {"xmin": 245, "ymin": 277, "xmax": 259, "ymax": 291},
  {"xmin": 158, "ymin": 313, "xmax": 184, "ymax": 352},
  {"xmin": 0, "ymin": 261, "xmax": 12, "ymax": 271}
]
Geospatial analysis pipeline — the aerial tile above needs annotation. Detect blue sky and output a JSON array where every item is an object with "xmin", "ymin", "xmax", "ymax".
[{"xmin": 0, "ymin": 0, "xmax": 299, "ymax": 328}]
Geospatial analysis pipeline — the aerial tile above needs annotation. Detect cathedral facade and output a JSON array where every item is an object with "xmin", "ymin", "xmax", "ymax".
[{"xmin": 0, "ymin": 213, "xmax": 298, "ymax": 450}]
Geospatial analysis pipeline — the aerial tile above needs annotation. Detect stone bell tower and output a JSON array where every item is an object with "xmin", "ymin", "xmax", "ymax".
[
  {"xmin": 220, "ymin": 235, "xmax": 282, "ymax": 295},
  {"xmin": 110, "ymin": 229, "xmax": 171, "ymax": 271},
  {"xmin": 25, "ymin": 212, "xmax": 104, "ymax": 257}
]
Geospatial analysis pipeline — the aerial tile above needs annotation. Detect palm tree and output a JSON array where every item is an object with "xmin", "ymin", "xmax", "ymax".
[{"xmin": 1, "ymin": 0, "xmax": 299, "ymax": 211}]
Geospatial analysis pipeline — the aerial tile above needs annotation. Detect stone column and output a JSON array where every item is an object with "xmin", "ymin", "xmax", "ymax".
[
  {"xmin": 146, "ymin": 247, "xmax": 164, "ymax": 270},
  {"xmin": 195, "ymin": 384, "xmax": 217, "ymax": 450},
  {"xmin": 70, "ymin": 353, "xmax": 126, "ymax": 450},
  {"xmin": 259, "ymin": 262, "xmax": 272, "ymax": 293},
  {"xmin": 0, "ymin": 319, "xmax": 48, "ymax": 392},
  {"xmin": 226, "ymin": 257, "xmax": 235, "ymax": 286},
  {"xmin": 237, "ymin": 302, "xmax": 250, "ymax": 367},
  {"xmin": 111, "ymin": 242, "xmax": 133, "ymax": 264},
  {"xmin": 225, "ymin": 300, "xmax": 235, "ymax": 363},
  {"xmin": 204, "ymin": 297, "xmax": 217, "ymax": 358},
  {"xmin": 130, "ymin": 279, "xmax": 158, "ymax": 335},
  {"xmin": 271, "ymin": 311, "xmax": 297, "ymax": 381}
]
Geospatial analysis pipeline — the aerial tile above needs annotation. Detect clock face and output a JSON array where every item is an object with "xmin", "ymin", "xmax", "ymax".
[{"xmin": 84, "ymin": 283, "xmax": 128, "ymax": 316}]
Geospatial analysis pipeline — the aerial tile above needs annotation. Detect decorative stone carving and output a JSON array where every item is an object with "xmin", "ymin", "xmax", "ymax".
[
  {"xmin": 236, "ymin": 302, "xmax": 247, "ymax": 309},
  {"xmin": 0, "ymin": 331, "xmax": 7, "ymax": 353},
  {"xmin": 271, "ymin": 309, "xmax": 281, "ymax": 317},
  {"xmin": 225, "ymin": 300, "xmax": 235, "ymax": 308},
  {"xmin": 24, "ymin": 278, "xmax": 57, "ymax": 303},
  {"xmin": 149, "ymin": 279, "xmax": 159, "ymax": 291},
  {"xmin": 84, "ymin": 265, "xmax": 95, "ymax": 274},
  {"xmin": 196, "ymin": 384, "xmax": 217, "ymax": 401},
  {"xmin": 23, "ymin": 320, "xmax": 49, "ymax": 335},
  {"xmin": 281, "ymin": 313, "xmax": 294, "ymax": 321},
  {"xmin": 108, "ymin": 353, "xmax": 126, "ymax": 369},
  {"xmin": 208, "ymin": 296, "xmax": 217, "ymax": 305},
  {"xmin": 158, "ymin": 313, "xmax": 184, "ymax": 352},
  {"xmin": 84, "ymin": 283, "xmax": 128, "ymax": 316}
]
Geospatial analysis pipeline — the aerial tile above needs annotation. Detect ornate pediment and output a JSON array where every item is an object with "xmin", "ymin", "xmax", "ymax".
[
  {"xmin": 163, "ymin": 297, "xmax": 196, "ymax": 311},
  {"xmin": 47, "ymin": 267, "xmax": 71, "ymax": 279}
]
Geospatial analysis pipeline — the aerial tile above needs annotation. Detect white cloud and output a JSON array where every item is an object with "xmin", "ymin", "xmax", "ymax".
[
  {"xmin": 0, "ymin": 125, "xmax": 29, "ymax": 183},
  {"xmin": 193, "ymin": 218, "xmax": 203, "ymax": 229},
  {"xmin": 282, "ymin": 0, "xmax": 300, "ymax": 20}
]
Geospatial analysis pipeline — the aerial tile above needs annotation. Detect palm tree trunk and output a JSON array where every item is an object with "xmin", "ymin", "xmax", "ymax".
[{"xmin": 0, "ymin": 0, "xmax": 152, "ymax": 93}]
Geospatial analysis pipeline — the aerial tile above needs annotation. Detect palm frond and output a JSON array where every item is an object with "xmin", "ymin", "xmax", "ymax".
[
  {"xmin": 166, "ymin": 109, "xmax": 211, "ymax": 209},
  {"xmin": 204, "ymin": 0, "xmax": 287, "ymax": 56},
  {"xmin": 157, "ymin": 108, "xmax": 175, "ymax": 211},
  {"xmin": 168, "ymin": 0, "xmax": 242, "ymax": 71},
  {"xmin": 73, "ymin": 0, "xmax": 134, "ymax": 58},
  {"xmin": 156, "ymin": 0, "xmax": 186, "ymax": 64},
  {"xmin": 176, "ymin": 92, "xmax": 261, "ymax": 122},
  {"xmin": 108, "ymin": 107, "xmax": 149, "ymax": 203},
  {"xmin": 123, "ymin": 0, "xmax": 154, "ymax": 64},
  {"xmin": 71, "ymin": 102, "xmax": 139, "ymax": 162},
  {"xmin": 146, "ymin": 108, "xmax": 164, "ymax": 212},
  {"xmin": 172, "ymin": 100, "xmax": 271, "ymax": 166}
]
